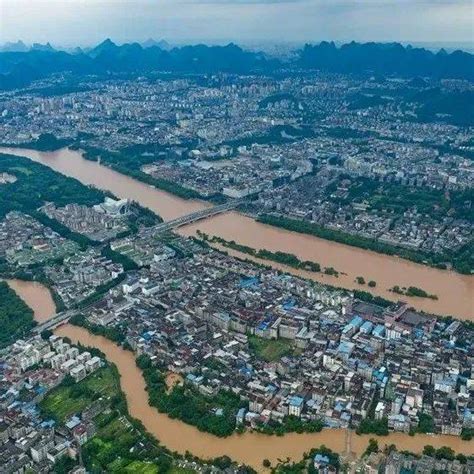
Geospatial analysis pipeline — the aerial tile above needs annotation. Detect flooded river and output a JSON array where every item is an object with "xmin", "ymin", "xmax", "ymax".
[
  {"xmin": 0, "ymin": 146, "xmax": 472, "ymax": 319},
  {"xmin": 6, "ymin": 279, "xmax": 473, "ymax": 467},
  {"xmin": 180, "ymin": 216, "xmax": 474, "ymax": 320},
  {"xmin": 5, "ymin": 278, "xmax": 56, "ymax": 323},
  {"xmin": 0, "ymin": 147, "xmax": 210, "ymax": 221},
  {"xmin": 55, "ymin": 324, "xmax": 474, "ymax": 468}
]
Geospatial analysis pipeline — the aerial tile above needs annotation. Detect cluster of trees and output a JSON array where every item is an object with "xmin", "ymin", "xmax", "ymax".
[
  {"xmin": 200, "ymin": 232, "xmax": 322, "ymax": 274},
  {"xmin": 257, "ymin": 214, "xmax": 472, "ymax": 274},
  {"xmin": 69, "ymin": 313, "xmax": 128, "ymax": 346},
  {"xmin": 0, "ymin": 281, "xmax": 36, "ymax": 348},
  {"xmin": 414, "ymin": 413, "xmax": 435, "ymax": 434},
  {"xmin": 357, "ymin": 417, "xmax": 389, "ymax": 436},
  {"xmin": 138, "ymin": 355, "xmax": 244, "ymax": 437},
  {"xmin": 391, "ymin": 285, "xmax": 438, "ymax": 300},
  {"xmin": 4, "ymin": 132, "xmax": 71, "ymax": 151},
  {"xmin": 357, "ymin": 394, "xmax": 389, "ymax": 436},
  {"xmin": 257, "ymin": 416, "xmax": 324, "ymax": 436},
  {"xmin": 422, "ymin": 445, "xmax": 470, "ymax": 464},
  {"xmin": 268, "ymin": 444, "xmax": 339, "ymax": 473},
  {"xmin": 353, "ymin": 290, "xmax": 393, "ymax": 308},
  {"xmin": 101, "ymin": 244, "xmax": 138, "ymax": 271},
  {"xmin": 0, "ymin": 153, "xmax": 104, "ymax": 220}
]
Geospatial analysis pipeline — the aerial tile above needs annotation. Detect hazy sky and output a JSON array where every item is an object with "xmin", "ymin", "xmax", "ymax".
[{"xmin": 0, "ymin": 0, "xmax": 473, "ymax": 47}]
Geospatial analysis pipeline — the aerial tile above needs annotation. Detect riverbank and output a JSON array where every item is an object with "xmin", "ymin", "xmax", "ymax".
[
  {"xmin": 4, "ymin": 278, "xmax": 56, "ymax": 323},
  {"xmin": 0, "ymin": 146, "xmax": 211, "ymax": 221},
  {"xmin": 257, "ymin": 214, "xmax": 473, "ymax": 275},
  {"xmin": 1, "ymin": 146, "xmax": 472, "ymax": 320},
  {"xmin": 54, "ymin": 324, "xmax": 474, "ymax": 469},
  {"xmin": 184, "ymin": 221, "xmax": 473, "ymax": 321},
  {"xmin": 6, "ymin": 279, "xmax": 473, "ymax": 467}
]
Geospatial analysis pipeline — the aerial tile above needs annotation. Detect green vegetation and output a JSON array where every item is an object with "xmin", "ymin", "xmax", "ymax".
[
  {"xmin": 422, "ymin": 445, "xmax": 463, "ymax": 462},
  {"xmin": 257, "ymin": 213, "xmax": 473, "ymax": 275},
  {"xmin": 257, "ymin": 416, "xmax": 324, "ymax": 436},
  {"xmin": 271, "ymin": 445, "xmax": 339, "ymax": 473},
  {"xmin": 198, "ymin": 232, "xmax": 322, "ymax": 273},
  {"xmin": 138, "ymin": 354, "xmax": 244, "ymax": 437},
  {"xmin": 2, "ymin": 133, "xmax": 72, "ymax": 152},
  {"xmin": 80, "ymin": 146, "xmax": 205, "ymax": 200},
  {"xmin": 390, "ymin": 285, "xmax": 438, "ymax": 300},
  {"xmin": 323, "ymin": 266, "xmax": 339, "ymax": 277},
  {"xmin": 0, "ymin": 153, "xmax": 160, "ymax": 252},
  {"xmin": 356, "ymin": 394, "xmax": 389, "ymax": 436},
  {"xmin": 72, "ymin": 274, "xmax": 126, "ymax": 309},
  {"xmin": 31, "ymin": 209, "xmax": 97, "ymax": 250},
  {"xmin": 39, "ymin": 367, "xmax": 119, "ymax": 422},
  {"xmin": 248, "ymin": 335, "xmax": 295, "ymax": 362},
  {"xmin": 69, "ymin": 313, "xmax": 129, "ymax": 346},
  {"xmin": 353, "ymin": 290, "xmax": 393, "ymax": 307},
  {"xmin": 0, "ymin": 153, "xmax": 104, "ymax": 220},
  {"xmin": 40, "ymin": 342, "xmax": 250, "ymax": 473},
  {"xmin": 368, "ymin": 280, "xmax": 376, "ymax": 287},
  {"xmin": 41, "ymin": 360, "xmax": 177, "ymax": 473},
  {"xmin": 356, "ymin": 276, "xmax": 366, "ymax": 285},
  {"xmin": 415, "ymin": 413, "xmax": 435, "ymax": 434},
  {"xmin": 357, "ymin": 417, "xmax": 389, "ymax": 436},
  {"xmin": 101, "ymin": 244, "xmax": 139, "ymax": 271},
  {"xmin": 0, "ymin": 281, "xmax": 35, "ymax": 348},
  {"xmin": 363, "ymin": 438, "xmax": 379, "ymax": 457},
  {"xmin": 461, "ymin": 427, "xmax": 473, "ymax": 441}
]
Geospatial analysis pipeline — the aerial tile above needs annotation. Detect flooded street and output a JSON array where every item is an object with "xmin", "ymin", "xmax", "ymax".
[{"xmin": 0, "ymin": 145, "xmax": 472, "ymax": 319}]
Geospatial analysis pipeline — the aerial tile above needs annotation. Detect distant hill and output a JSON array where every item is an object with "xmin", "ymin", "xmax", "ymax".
[
  {"xmin": 142, "ymin": 38, "xmax": 171, "ymax": 50},
  {"xmin": 0, "ymin": 39, "xmax": 472, "ymax": 91},
  {"xmin": 0, "ymin": 40, "xmax": 28, "ymax": 53},
  {"xmin": 299, "ymin": 41, "xmax": 474, "ymax": 81}
]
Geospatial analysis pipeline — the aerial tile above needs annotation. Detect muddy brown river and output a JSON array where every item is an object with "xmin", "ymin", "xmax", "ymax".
[
  {"xmin": 6, "ymin": 279, "xmax": 474, "ymax": 468},
  {"xmin": 0, "ymin": 145, "xmax": 472, "ymax": 320},
  {"xmin": 5, "ymin": 278, "xmax": 56, "ymax": 323},
  {"xmin": 56, "ymin": 324, "xmax": 474, "ymax": 468}
]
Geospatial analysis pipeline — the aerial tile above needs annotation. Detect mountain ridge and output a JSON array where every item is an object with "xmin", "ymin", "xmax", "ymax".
[{"xmin": 0, "ymin": 39, "xmax": 472, "ymax": 90}]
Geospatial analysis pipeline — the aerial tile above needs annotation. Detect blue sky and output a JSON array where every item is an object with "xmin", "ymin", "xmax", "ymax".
[{"xmin": 0, "ymin": 0, "xmax": 473, "ymax": 47}]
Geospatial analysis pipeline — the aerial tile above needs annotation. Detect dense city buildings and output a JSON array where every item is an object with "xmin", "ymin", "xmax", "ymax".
[
  {"xmin": 1, "ymin": 65, "xmax": 472, "ymax": 271},
  {"xmin": 0, "ymin": 38, "xmax": 472, "ymax": 473}
]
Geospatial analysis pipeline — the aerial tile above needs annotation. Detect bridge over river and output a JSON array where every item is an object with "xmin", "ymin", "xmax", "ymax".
[
  {"xmin": 33, "ymin": 200, "xmax": 246, "ymax": 332},
  {"xmin": 149, "ymin": 199, "xmax": 246, "ymax": 233}
]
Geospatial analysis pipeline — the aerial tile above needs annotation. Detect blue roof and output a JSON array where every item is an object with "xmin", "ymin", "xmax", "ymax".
[
  {"xmin": 239, "ymin": 276, "xmax": 259, "ymax": 288},
  {"xmin": 289, "ymin": 395, "xmax": 304, "ymax": 407},
  {"xmin": 314, "ymin": 454, "xmax": 330, "ymax": 465},
  {"xmin": 337, "ymin": 341, "xmax": 354, "ymax": 354},
  {"xmin": 361, "ymin": 321, "xmax": 373, "ymax": 333},
  {"xmin": 373, "ymin": 325, "xmax": 385, "ymax": 337},
  {"xmin": 283, "ymin": 299, "xmax": 296, "ymax": 310},
  {"xmin": 349, "ymin": 315, "xmax": 364, "ymax": 327}
]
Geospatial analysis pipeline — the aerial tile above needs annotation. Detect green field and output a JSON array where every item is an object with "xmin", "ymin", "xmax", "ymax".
[
  {"xmin": 39, "ymin": 367, "xmax": 117, "ymax": 422},
  {"xmin": 39, "ymin": 359, "xmax": 199, "ymax": 472},
  {"xmin": 248, "ymin": 335, "xmax": 295, "ymax": 362}
]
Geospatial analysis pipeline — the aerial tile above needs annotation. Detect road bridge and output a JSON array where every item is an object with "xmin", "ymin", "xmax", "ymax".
[{"xmin": 151, "ymin": 199, "xmax": 245, "ymax": 233}]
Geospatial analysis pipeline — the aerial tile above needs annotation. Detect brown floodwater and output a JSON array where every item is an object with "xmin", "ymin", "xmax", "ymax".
[
  {"xmin": 1, "ymin": 146, "xmax": 472, "ymax": 320},
  {"xmin": 6, "ymin": 279, "xmax": 473, "ymax": 467},
  {"xmin": 0, "ymin": 147, "xmax": 210, "ymax": 221},
  {"xmin": 178, "ymin": 213, "xmax": 474, "ymax": 320},
  {"xmin": 5, "ymin": 279, "xmax": 56, "ymax": 323},
  {"xmin": 55, "ymin": 324, "xmax": 474, "ymax": 469}
]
